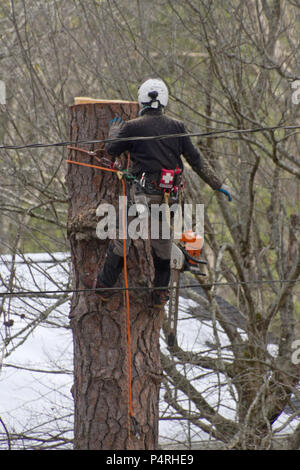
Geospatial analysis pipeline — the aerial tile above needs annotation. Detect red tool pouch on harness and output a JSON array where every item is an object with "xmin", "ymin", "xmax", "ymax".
[
  {"xmin": 159, "ymin": 169, "xmax": 174, "ymax": 189},
  {"xmin": 159, "ymin": 168, "xmax": 182, "ymax": 189}
]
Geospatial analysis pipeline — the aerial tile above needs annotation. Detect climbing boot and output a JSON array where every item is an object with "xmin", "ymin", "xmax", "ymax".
[
  {"xmin": 98, "ymin": 243, "xmax": 124, "ymax": 286},
  {"xmin": 152, "ymin": 249, "xmax": 170, "ymax": 307}
]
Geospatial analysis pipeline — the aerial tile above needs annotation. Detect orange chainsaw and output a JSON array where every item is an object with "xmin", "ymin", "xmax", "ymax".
[{"xmin": 167, "ymin": 230, "xmax": 207, "ymax": 348}]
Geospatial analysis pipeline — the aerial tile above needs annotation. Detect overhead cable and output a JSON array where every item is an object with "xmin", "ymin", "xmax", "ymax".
[
  {"xmin": 0, "ymin": 278, "xmax": 299, "ymax": 298},
  {"xmin": 0, "ymin": 124, "xmax": 299, "ymax": 151}
]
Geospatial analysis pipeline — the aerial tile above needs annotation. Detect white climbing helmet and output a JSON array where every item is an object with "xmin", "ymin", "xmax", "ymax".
[{"xmin": 138, "ymin": 78, "xmax": 169, "ymax": 108}]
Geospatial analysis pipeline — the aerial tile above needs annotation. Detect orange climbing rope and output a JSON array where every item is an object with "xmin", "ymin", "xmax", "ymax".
[{"xmin": 66, "ymin": 153, "xmax": 135, "ymax": 435}]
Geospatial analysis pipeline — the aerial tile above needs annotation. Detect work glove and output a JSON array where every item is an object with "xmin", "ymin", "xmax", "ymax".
[
  {"xmin": 108, "ymin": 116, "xmax": 124, "ymax": 139},
  {"xmin": 216, "ymin": 184, "xmax": 232, "ymax": 202}
]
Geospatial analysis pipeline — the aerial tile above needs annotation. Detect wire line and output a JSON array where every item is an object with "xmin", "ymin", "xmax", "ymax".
[
  {"xmin": 0, "ymin": 125, "xmax": 300, "ymax": 151},
  {"xmin": 0, "ymin": 278, "xmax": 299, "ymax": 298}
]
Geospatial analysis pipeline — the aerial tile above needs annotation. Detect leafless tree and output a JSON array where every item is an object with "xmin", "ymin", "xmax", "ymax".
[{"xmin": 0, "ymin": 0, "xmax": 299, "ymax": 449}]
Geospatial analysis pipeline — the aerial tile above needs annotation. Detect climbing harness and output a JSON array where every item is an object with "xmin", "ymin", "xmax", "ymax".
[
  {"xmin": 135, "ymin": 167, "xmax": 183, "ymax": 200},
  {"xmin": 134, "ymin": 167, "xmax": 183, "ymax": 228}
]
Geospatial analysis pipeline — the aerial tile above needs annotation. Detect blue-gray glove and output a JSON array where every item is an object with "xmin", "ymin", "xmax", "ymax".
[
  {"xmin": 108, "ymin": 117, "xmax": 124, "ymax": 139},
  {"xmin": 217, "ymin": 184, "xmax": 232, "ymax": 202}
]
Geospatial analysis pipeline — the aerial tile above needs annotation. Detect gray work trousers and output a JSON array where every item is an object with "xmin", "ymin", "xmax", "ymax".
[{"xmin": 111, "ymin": 184, "xmax": 178, "ymax": 261}]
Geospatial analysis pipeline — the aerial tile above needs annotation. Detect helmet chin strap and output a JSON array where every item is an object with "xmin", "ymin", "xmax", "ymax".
[
  {"xmin": 138, "ymin": 105, "xmax": 152, "ymax": 116},
  {"xmin": 138, "ymin": 102, "xmax": 164, "ymax": 116}
]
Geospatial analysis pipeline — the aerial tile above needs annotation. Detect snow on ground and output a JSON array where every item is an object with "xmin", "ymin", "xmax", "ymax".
[
  {"xmin": 0, "ymin": 253, "xmax": 298, "ymax": 449},
  {"xmin": 0, "ymin": 253, "xmax": 73, "ymax": 447}
]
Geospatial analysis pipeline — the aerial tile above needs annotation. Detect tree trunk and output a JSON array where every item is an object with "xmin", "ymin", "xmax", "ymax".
[{"xmin": 66, "ymin": 100, "xmax": 164, "ymax": 450}]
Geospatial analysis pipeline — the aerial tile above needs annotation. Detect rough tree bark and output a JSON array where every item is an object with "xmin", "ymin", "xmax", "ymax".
[{"xmin": 67, "ymin": 100, "xmax": 164, "ymax": 450}]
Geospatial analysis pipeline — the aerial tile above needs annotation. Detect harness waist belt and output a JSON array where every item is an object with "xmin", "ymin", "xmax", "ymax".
[{"xmin": 137, "ymin": 167, "xmax": 182, "ymax": 192}]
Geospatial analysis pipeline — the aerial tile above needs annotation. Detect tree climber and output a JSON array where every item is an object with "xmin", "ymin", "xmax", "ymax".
[{"xmin": 81, "ymin": 78, "xmax": 232, "ymax": 306}]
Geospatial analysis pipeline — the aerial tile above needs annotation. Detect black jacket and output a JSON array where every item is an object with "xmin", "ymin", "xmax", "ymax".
[{"xmin": 105, "ymin": 109, "xmax": 222, "ymax": 190}]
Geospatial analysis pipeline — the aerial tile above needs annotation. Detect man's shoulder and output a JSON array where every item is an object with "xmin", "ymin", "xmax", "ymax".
[
  {"xmin": 162, "ymin": 114, "xmax": 186, "ymax": 129},
  {"xmin": 129, "ymin": 113, "xmax": 185, "ymax": 128},
  {"xmin": 125, "ymin": 115, "xmax": 144, "ymax": 126}
]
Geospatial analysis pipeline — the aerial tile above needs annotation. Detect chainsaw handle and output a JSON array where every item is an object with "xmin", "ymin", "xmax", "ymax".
[
  {"xmin": 189, "ymin": 266, "xmax": 207, "ymax": 276},
  {"xmin": 182, "ymin": 248, "xmax": 207, "ymax": 265}
]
